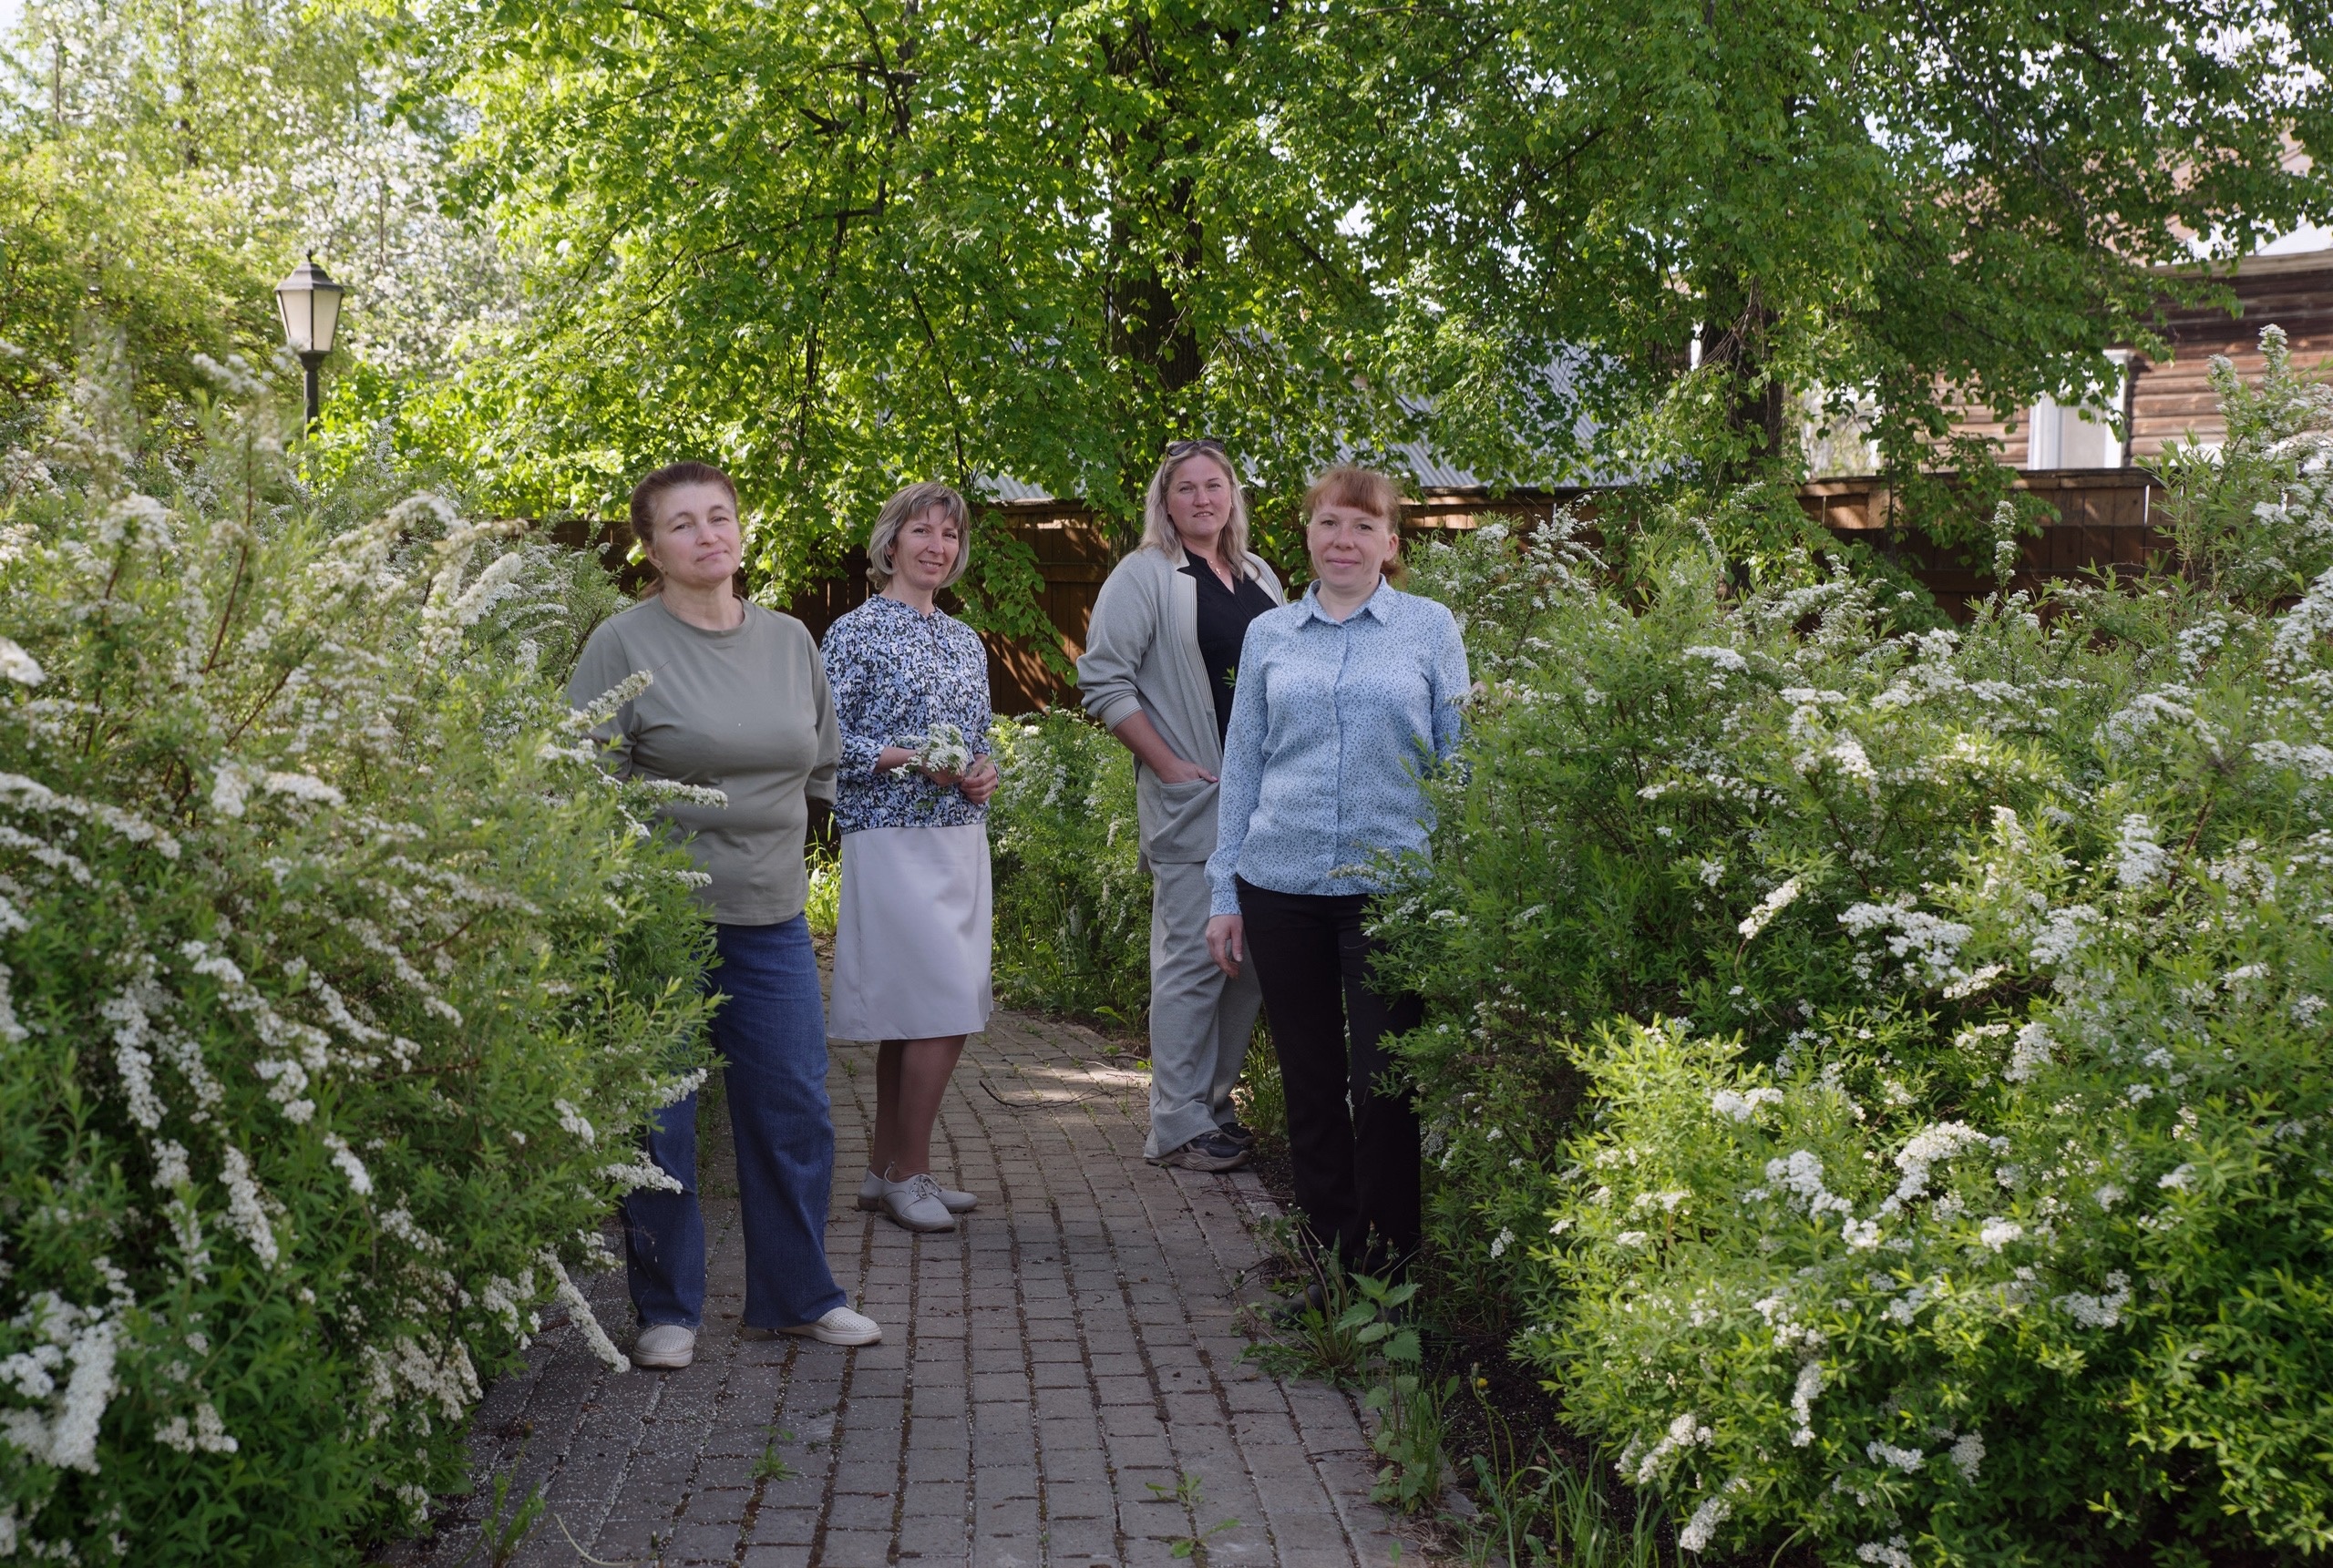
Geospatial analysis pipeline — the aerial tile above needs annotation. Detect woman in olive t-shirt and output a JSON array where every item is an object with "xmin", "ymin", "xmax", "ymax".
[{"xmin": 568, "ymin": 461, "xmax": 879, "ymax": 1367}]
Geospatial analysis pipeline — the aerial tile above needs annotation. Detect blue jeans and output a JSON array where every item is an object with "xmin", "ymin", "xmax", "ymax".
[{"xmin": 624, "ymin": 917, "xmax": 847, "ymax": 1331}]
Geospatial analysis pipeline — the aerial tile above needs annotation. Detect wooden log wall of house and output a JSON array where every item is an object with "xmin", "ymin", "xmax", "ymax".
[
  {"xmin": 2127, "ymin": 252, "xmax": 2333, "ymax": 458},
  {"xmin": 1952, "ymin": 251, "xmax": 2333, "ymax": 466}
]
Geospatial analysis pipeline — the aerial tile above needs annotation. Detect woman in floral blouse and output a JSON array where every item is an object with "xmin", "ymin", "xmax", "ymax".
[{"xmin": 822, "ymin": 481, "xmax": 999, "ymax": 1233}]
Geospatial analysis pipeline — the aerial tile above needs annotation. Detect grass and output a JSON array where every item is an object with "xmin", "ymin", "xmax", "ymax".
[
  {"xmin": 454, "ymin": 1461, "xmax": 545, "ymax": 1568},
  {"xmin": 1230, "ymin": 1022, "xmax": 1286, "ymax": 1155}
]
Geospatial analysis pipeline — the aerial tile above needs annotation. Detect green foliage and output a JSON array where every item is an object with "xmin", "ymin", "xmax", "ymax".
[
  {"xmin": 1331, "ymin": 0, "xmax": 2333, "ymax": 504},
  {"xmin": 804, "ymin": 845, "xmax": 840, "ymax": 940},
  {"xmin": 1231, "ymin": 1025, "xmax": 1286, "ymax": 1156},
  {"xmin": 753, "ymin": 1428, "xmax": 800, "ymax": 1484},
  {"xmin": 1459, "ymin": 1410, "xmax": 1673, "ymax": 1568},
  {"xmin": 457, "ymin": 1465, "xmax": 546, "ymax": 1568},
  {"xmin": 1380, "ymin": 354, "xmax": 2333, "ymax": 1562},
  {"xmin": 436, "ymin": 0, "xmax": 1409, "ymax": 581},
  {"xmin": 428, "ymin": 0, "xmax": 2333, "ymax": 577},
  {"xmin": 0, "ymin": 344, "xmax": 714, "ymax": 1562},
  {"xmin": 0, "ymin": 147, "xmax": 276, "ymax": 436},
  {"xmin": 1355, "ymin": 1276, "xmax": 1454, "ymax": 1517},
  {"xmin": 1145, "ymin": 1473, "xmax": 1239, "ymax": 1562},
  {"xmin": 985, "ymin": 712, "xmax": 1148, "ymax": 1027},
  {"xmin": 1242, "ymin": 1250, "xmax": 1377, "ymax": 1388},
  {"xmin": 0, "ymin": 0, "xmax": 518, "ymax": 437}
]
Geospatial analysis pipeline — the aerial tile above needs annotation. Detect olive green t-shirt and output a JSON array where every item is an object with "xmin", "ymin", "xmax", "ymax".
[{"xmin": 568, "ymin": 597, "xmax": 840, "ymax": 925}]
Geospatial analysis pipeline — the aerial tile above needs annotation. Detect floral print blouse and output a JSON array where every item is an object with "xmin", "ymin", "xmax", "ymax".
[{"xmin": 820, "ymin": 593, "xmax": 992, "ymax": 834}]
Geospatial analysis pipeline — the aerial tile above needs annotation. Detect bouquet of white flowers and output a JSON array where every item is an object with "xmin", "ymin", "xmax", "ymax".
[{"xmin": 895, "ymin": 721, "xmax": 973, "ymax": 777}]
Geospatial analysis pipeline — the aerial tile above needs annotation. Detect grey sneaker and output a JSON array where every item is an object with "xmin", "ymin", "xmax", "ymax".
[
  {"xmin": 879, "ymin": 1172, "xmax": 958, "ymax": 1233},
  {"xmin": 631, "ymin": 1323, "xmax": 696, "ymax": 1369},
  {"xmin": 1148, "ymin": 1132, "xmax": 1251, "ymax": 1173},
  {"xmin": 1218, "ymin": 1120, "xmax": 1258, "ymax": 1148}
]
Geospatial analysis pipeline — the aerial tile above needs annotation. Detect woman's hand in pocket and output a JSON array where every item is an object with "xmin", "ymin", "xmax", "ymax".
[{"xmin": 1153, "ymin": 756, "xmax": 1218, "ymax": 785}]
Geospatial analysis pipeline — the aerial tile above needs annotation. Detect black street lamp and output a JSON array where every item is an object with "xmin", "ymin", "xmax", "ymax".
[{"xmin": 273, "ymin": 255, "xmax": 346, "ymax": 429}]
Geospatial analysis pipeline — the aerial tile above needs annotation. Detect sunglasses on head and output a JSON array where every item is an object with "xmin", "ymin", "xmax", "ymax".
[{"xmin": 1164, "ymin": 437, "xmax": 1227, "ymax": 458}]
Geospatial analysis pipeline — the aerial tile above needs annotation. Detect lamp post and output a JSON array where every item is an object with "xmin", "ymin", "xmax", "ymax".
[{"xmin": 273, "ymin": 254, "xmax": 345, "ymax": 430}]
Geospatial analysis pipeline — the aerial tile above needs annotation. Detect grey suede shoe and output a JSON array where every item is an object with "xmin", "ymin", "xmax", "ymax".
[
  {"xmin": 858, "ymin": 1167, "xmax": 978, "ymax": 1214},
  {"xmin": 781, "ymin": 1306, "xmax": 883, "ymax": 1346},
  {"xmin": 878, "ymin": 1172, "xmax": 958, "ymax": 1233}
]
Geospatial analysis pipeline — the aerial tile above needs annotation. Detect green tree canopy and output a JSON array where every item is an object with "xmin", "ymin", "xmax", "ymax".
[
  {"xmin": 1339, "ymin": 0, "xmax": 2333, "ymax": 503},
  {"xmin": 438, "ymin": 0, "xmax": 2333, "ymax": 576},
  {"xmin": 437, "ymin": 0, "xmax": 1414, "ymax": 594}
]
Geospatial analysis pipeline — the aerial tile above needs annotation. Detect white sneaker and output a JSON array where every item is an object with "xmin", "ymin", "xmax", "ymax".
[
  {"xmin": 879, "ymin": 1172, "xmax": 958, "ymax": 1233},
  {"xmin": 781, "ymin": 1305, "xmax": 882, "ymax": 1346},
  {"xmin": 858, "ymin": 1167, "xmax": 978, "ymax": 1214},
  {"xmin": 630, "ymin": 1323, "xmax": 696, "ymax": 1368}
]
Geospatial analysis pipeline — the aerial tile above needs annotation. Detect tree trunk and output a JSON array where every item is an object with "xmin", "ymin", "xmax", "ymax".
[{"xmin": 1701, "ymin": 272, "xmax": 1790, "ymax": 483}]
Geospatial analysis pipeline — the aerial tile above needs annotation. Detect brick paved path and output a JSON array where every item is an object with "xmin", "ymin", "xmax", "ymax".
[{"xmin": 383, "ymin": 1010, "xmax": 1408, "ymax": 1568}]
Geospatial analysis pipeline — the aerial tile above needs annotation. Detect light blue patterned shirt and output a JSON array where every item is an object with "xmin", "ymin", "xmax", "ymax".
[{"xmin": 1207, "ymin": 580, "xmax": 1470, "ymax": 917}]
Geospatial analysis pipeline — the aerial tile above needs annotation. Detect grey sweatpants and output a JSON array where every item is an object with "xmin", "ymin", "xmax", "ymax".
[{"xmin": 1144, "ymin": 858, "xmax": 1266, "ymax": 1158}]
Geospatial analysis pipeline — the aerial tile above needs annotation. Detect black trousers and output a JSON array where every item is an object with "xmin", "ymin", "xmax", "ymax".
[{"xmin": 1237, "ymin": 877, "xmax": 1423, "ymax": 1274}]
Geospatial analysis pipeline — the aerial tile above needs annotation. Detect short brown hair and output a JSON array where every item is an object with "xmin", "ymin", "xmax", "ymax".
[
  {"xmin": 629, "ymin": 460, "xmax": 737, "ymax": 552},
  {"xmin": 867, "ymin": 481, "xmax": 972, "ymax": 589},
  {"xmin": 1302, "ymin": 465, "xmax": 1408, "ymax": 580},
  {"xmin": 625, "ymin": 461, "xmax": 739, "ymax": 597}
]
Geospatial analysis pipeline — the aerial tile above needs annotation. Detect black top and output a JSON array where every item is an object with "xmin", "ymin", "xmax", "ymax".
[{"xmin": 1180, "ymin": 558, "xmax": 1278, "ymax": 741}]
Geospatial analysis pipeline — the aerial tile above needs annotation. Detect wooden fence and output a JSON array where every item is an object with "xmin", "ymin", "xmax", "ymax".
[{"xmin": 552, "ymin": 469, "xmax": 2174, "ymax": 713}]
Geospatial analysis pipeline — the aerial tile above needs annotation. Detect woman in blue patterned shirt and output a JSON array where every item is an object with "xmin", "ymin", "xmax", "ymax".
[
  {"xmin": 822, "ymin": 482, "xmax": 999, "ymax": 1234},
  {"xmin": 1205, "ymin": 466, "xmax": 1469, "ymax": 1283}
]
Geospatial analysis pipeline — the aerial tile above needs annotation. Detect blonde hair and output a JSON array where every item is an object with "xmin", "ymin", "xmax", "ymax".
[
  {"xmin": 866, "ymin": 481, "xmax": 972, "ymax": 589},
  {"xmin": 1303, "ymin": 465, "xmax": 1409, "ymax": 583},
  {"xmin": 1139, "ymin": 440, "xmax": 1256, "ymax": 579}
]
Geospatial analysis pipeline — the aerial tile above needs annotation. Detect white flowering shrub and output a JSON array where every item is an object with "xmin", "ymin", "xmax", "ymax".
[
  {"xmin": 2156, "ymin": 326, "xmax": 2333, "ymax": 607},
  {"xmin": 1382, "ymin": 356, "xmax": 2333, "ymax": 1561},
  {"xmin": 986, "ymin": 712, "xmax": 1148, "ymax": 1024},
  {"xmin": 0, "ymin": 354, "xmax": 713, "ymax": 1562}
]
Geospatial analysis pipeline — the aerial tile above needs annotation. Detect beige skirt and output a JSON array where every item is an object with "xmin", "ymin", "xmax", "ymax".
[{"xmin": 827, "ymin": 823, "xmax": 994, "ymax": 1040}]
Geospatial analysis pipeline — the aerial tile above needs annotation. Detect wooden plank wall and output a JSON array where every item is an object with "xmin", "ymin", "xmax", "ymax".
[
  {"xmin": 2130, "ymin": 256, "xmax": 2333, "ymax": 458},
  {"xmin": 1945, "ymin": 255, "xmax": 2333, "ymax": 466},
  {"xmin": 1804, "ymin": 470, "xmax": 2168, "ymax": 621}
]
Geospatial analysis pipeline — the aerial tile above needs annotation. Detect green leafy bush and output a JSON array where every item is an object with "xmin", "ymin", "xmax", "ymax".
[
  {"xmin": 986, "ymin": 711, "xmax": 1148, "ymax": 1026},
  {"xmin": 1381, "ymin": 346, "xmax": 2333, "ymax": 1563},
  {"xmin": 0, "ymin": 350, "xmax": 712, "ymax": 1563}
]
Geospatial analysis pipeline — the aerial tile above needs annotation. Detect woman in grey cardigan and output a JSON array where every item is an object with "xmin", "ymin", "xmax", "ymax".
[{"xmin": 1078, "ymin": 439, "xmax": 1285, "ymax": 1171}]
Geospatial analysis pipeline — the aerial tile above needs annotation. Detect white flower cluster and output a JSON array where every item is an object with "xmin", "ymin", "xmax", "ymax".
[
  {"xmin": 0, "ymin": 1294, "xmax": 118, "ymax": 1473},
  {"xmin": 1712, "ymin": 1086, "xmax": 1785, "ymax": 1122},
  {"xmin": 2054, "ymin": 1272, "xmax": 2133, "ymax": 1328},
  {"xmin": 896, "ymin": 721, "xmax": 975, "ymax": 777},
  {"xmin": 1738, "ymin": 876, "xmax": 1803, "ymax": 941},
  {"xmin": 1621, "ymin": 1409, "xmax": 1713, "ymax": 1485}
]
